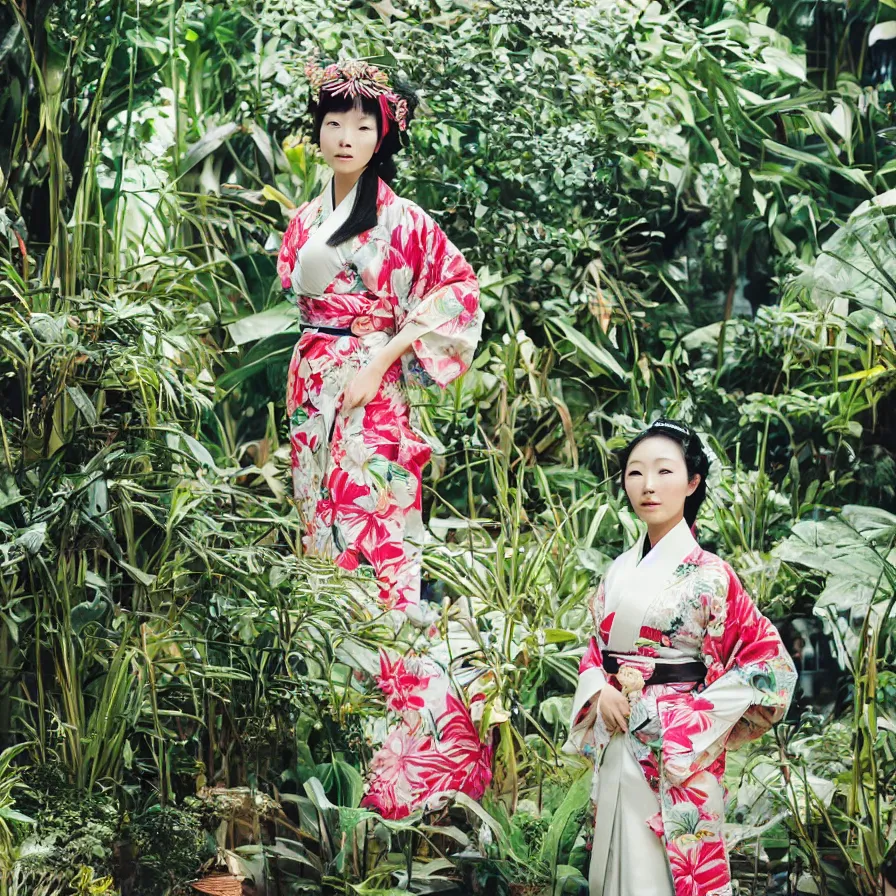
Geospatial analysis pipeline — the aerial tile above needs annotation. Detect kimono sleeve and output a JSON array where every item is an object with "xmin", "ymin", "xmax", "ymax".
[
  {"xmin": 391, "ymin": 204, "xmax": 483, "ymax": 388},
  {"xmin": 277, "ymin": 203, "xmax": 311, "ymax": 290},
  {"xmin": 562, "ymin": 582, "xmax": 609, "ymax": 756},
  {"xmin": 658, "ymin": 564, "xmax": 797, "ymax": 785}
]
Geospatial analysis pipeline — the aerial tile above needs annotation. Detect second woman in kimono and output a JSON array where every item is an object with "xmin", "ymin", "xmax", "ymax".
[
  {"xmin": 565, "ymin": 419, "xmax": 797, "ymax": 896},
  {"xmin": 277, "ymin": 58, "xmax": 490, "ymax": 820}
]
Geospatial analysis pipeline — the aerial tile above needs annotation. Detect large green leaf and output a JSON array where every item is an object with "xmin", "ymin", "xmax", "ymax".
[
  {"xmin": 178, "ymin": 121, "xmax": 241, "ymax": 175},
  {"xmin": 551, "ymin": 319, "xmax": 627, "ymax": 380},
  {"xmin": 217, "ymin": 332, "xmax": 298, "ymax": 389},
  {"xmin": 226, "ymin": 301, "xmax": 300, "ymax": 346}
]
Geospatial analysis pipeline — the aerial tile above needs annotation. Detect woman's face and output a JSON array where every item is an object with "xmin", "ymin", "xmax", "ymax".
[
  {"xmin": 319, "ymin": 105, "xmax": 379, "ymax": 178},
  {"xmin": 624, "ymin": 435, "xmax": 700, "ymax": 529}
]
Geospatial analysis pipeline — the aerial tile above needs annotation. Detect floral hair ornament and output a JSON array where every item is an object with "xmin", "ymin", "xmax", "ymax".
[{"xmin": 305, "ymin": 55, "xmax": 409, "ymax": 152}]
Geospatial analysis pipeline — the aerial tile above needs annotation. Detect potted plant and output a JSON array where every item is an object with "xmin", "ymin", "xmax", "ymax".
[{"xmin": 455, "ymin": 768, "xmax": 590, "ymax": 896}]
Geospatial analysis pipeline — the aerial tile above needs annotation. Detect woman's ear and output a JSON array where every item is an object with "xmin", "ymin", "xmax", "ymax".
[{"xmin": 686, "ymin": 473, "xmax": 701, "ymax": 497}]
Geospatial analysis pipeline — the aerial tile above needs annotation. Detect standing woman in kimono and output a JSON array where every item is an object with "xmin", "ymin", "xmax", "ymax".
[
  {"xmin": 278, "ymin": 59, "xmax": 483, "ymax": 613},
  {"xmin": 276, "ymin": 58, "xmax": 491, "ymax": 819},
  {"xmin": 565, "ymin": 419, "xmax": 796, "ymax": 896}
]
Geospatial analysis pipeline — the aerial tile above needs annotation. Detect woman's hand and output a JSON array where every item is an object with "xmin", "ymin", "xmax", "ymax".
[
  {"xmin": 341, "ymin": 358, "xmax": 387, "ymax": 411},
  {"xmin": 340, "ymin": 322, "xmax": 429, "ymax": 411},
  {"xmin": 597, "ymin": 685, "xmax": 631, "ymax": 734}
]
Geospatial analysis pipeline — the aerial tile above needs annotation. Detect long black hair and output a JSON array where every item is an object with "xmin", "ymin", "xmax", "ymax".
[
  {"xmin": 617, "ymin": 418, "xmax": 711, "ymax": 527},
  {"xmin": 310, "ymin": 81, "xmax": 418, "ymax": 247}
]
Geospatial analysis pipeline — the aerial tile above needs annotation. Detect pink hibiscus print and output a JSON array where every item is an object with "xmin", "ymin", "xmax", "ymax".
[
  {"xmin": 277, "ymin": 209, "xmax": 308, "ymax": 287},
  {"xmin": 362, "ymin": 728, "xmax": 436, "ymax": 820},
  {"xmin": 660, "ymin": 693, "xmax": 717, "ymax": 780},
  {"xmin": 666, "ymin": 770, "xmax": 713, "ymax": 808},
  {"xmin": 377, "ymin": 652, "xmax": 431, "ymax": 714},
  {"xmin": 661, "ymin": 694, "xmax": 716, "ymax": 740},
  {"xmin": 379, "ymin": 223, "xmax": 426, "ymax": 294},
  {"xmin": 668, "ymin": 837, "xmax": 729, "ymax": 896},
  {"xmin": 318, "ymin": 469, "xmax": 403, "ymax": 557},
  {"xmin": 419, "ymin": 694, "xmax": 493, "ymax": 799}
]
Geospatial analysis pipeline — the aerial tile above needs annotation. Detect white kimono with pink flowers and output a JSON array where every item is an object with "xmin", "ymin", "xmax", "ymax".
[
  {"xmin": 277, "ymin": 178, "xmax": 489, "ymax": 820},
  {"xmin": 565, "ymin": 519, "xmax": 796, "ymax": 896},
  {"xmin": 278, "ymin": 176, "xmax": 483, "ymax": 612}
]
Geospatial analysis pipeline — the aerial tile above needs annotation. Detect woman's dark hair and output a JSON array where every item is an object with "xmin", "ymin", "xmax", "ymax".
[
  {"xmin": 310, "ymin": 81, "xmax": 418, "ymax": 247},
  {"xmin": 883, "ymin": 839, "xmax": 896, "ymax": 889},
  {"xmin": 617, "ymin": 418, "xmax": 711, "ymax": 527}
]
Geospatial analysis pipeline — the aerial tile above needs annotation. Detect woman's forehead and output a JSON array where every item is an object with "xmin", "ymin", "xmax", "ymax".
[
  {"xmin": 324, "ymin": 107, "xmax": 377, "ymax": 120},
  {"xmin": 627, "ymin": 435, "xmax": 684, "ymax": 463}
]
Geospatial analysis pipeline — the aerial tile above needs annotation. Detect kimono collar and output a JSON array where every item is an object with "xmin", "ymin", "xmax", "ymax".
[
  {"xmin": 604, "ymin": 518, "xmax": 698, "ymax": 652},
  {"xmin": 322, "ymin": 177, "xmax": 359, "ymax": 217},
  {"xmin": 314, "ymin": 175, "xmax": 396, "ymax": 222},
  {"xmin": 295, "ymin": 176, "xmax": 397, "ymax": 275},
  {"xmin": 632, "ymin": 517, "xmax": 697, "ymax": 573}
]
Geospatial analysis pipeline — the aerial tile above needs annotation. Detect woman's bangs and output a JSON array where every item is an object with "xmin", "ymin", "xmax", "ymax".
[{"xmin": 316, "ymin": 92, "xmax": 381, "ymax": 122}]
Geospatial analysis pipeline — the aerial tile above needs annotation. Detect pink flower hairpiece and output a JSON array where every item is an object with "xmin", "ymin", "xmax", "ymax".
[{"xmin": 304, "ymin": 56, "xmax": 409, "ymax": 151}]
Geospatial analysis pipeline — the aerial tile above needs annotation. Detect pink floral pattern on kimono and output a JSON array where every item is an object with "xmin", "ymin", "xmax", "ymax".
[
  {"xmin": 362, "ymin": 651, "xmax": 492, "ymax": 820},
  {"xmin": 278, "ymin": 177, "xmax": 483, "ymax": 609},
  {"xmin": 565, "ymin": 527, "xmax": 797, "ymax": 896},
  {"xmin": 278, "ymin": 178, "xmax": 488, "ymax": 819}
]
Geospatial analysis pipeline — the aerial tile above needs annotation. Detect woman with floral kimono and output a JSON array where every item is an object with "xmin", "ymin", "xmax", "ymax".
[
  {"xmin": 564, "ymin": 419, "xmax": 797, "ymax": 896},
  {"xmin": 277, "ymin": 58, "xmax": 490, "ymax": 820}
]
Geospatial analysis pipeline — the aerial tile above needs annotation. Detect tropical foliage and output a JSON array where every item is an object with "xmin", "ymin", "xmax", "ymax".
[{"xmin": 1, "ymin": 0, "xmax": 895, "ymax": 893}]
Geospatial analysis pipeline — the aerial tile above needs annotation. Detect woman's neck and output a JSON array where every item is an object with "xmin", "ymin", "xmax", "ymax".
[
  {"xmin": 332, "ymin": 169, "xmax": 365, "ymax": 207},
  {"xmin": 646, "ymin": 515, "xmax": 685, "ymax": 549}
]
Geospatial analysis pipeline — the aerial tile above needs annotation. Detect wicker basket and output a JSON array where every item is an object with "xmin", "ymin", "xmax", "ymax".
[{"xmin": 190, "ymin": 873, "xmax": 243, "ymax": 896}]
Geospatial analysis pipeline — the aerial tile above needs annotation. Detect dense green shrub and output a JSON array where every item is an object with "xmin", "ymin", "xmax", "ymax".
[{"xmin": 2, "ymin": 0, "xmax": 895, "ymax": 892}]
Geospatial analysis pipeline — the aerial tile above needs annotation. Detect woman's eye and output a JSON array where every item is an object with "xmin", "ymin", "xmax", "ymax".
[
  {"xmin": 360, "ymin": 125, "xmax": 372, "ymax": 131},
  {"xmin": 660, "ymin": 469, "xmax": 672, "ymax": 474},
  {"xmin": 626, "ymin": 470, "xmax": 641, "ymax": 477}
]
